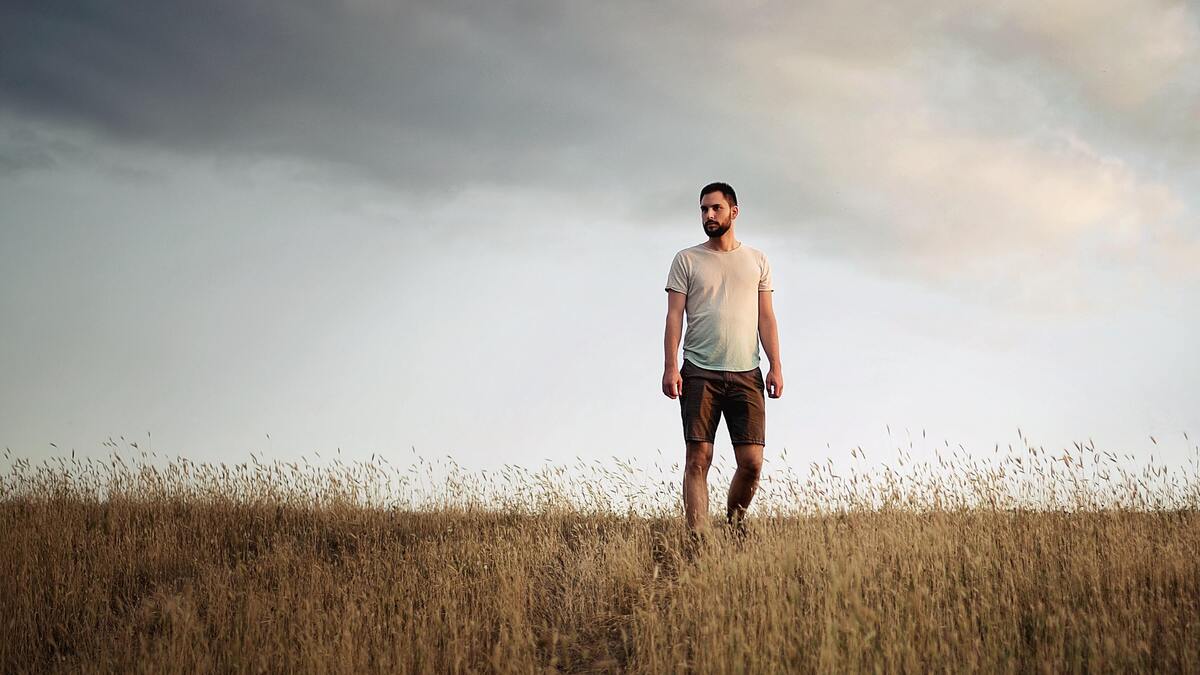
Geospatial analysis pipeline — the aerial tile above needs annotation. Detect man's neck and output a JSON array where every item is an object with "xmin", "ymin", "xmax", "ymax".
[{"xmin": 704, "ymin": 232, "xmax": 740, "ymax": 252}]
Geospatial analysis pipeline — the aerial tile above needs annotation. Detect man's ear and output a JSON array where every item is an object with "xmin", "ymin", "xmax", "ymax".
[{"xmin": 730, "ymin": 204, "xmax": 739, "ymax": 221}]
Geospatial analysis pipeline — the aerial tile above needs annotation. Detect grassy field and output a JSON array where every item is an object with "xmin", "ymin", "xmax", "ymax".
[{"xmin": 3, "ymin": 443, "xmax": 1199, "ymax": 673}]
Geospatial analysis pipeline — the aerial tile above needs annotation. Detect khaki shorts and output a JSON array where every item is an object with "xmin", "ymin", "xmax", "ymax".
[{"xmin": 679, "ymin": 359, "xmax": 766, "ymax": 446}]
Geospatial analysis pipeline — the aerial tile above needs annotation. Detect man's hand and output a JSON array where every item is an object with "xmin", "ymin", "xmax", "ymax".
[
  {"xmin": 765, "ymin": 368, "xmax": 784, "ymax": 399},
  {"xmin": 663, "ymin": 367, "xmax": 682, "ymax": 399}
]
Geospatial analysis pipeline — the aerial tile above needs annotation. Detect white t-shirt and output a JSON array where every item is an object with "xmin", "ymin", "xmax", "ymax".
[{"xmin": 665, "ymin": 242, "xmax": 773, "ymax": 371}]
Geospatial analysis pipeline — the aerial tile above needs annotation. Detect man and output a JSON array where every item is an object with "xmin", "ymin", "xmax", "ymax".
[{"xmin": 662, "ymin": 182, "xmax": 783, "ymax": 535}]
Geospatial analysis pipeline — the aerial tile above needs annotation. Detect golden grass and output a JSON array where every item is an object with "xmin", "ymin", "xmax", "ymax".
[{"xmin": 2, "ymin": 440, "xmax": 1199, "ymax": 673}]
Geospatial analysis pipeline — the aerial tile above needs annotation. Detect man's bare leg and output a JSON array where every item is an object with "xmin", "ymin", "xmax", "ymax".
[
  {"xmin": 683, "ymin": 441, "xmax": 714, "ymax": 531},
  {"xmin": 727, "ymin": 443, "xmax": 763, "ymax": 526}
]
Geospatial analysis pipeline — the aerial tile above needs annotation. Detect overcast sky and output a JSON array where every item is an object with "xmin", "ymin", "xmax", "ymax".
[{"xmin": 2, "ymin": 0, "xmax": 1198, "ymax": 478}]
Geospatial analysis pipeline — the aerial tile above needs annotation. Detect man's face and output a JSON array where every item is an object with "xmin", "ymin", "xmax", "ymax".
[{"xmin": 700, "ymin": 192, "xmax": 737, "ymax": 238}]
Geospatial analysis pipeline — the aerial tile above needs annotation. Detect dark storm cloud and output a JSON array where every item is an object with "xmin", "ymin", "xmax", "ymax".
[
  {"xmin": 2, "ymin": 0, "xmax": 1196, "ymax": 288},
  {"xmin": 0, "ymin": 0, "xmax": 738, "ymax": 197},
  {"xmin": 4, "ymin": 1, "xmax": 1194, "ymax": 190}
]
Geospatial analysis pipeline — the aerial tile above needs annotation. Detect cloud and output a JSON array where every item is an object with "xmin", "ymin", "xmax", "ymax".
[
  {"xmin": 708, "ymin": 0, "xmax": 1200, "ymax": 303},
  {"xmin": 2, "ymin": 0, "xmax": 1196, "ymax": 307},
  {"xmin": 934, "ymin": 0, "xmax": 1200, "ymax": 162},
  {"xmin": 0, "ymin": 136, "xmax": 54, "ymax": 175},
  {"xmin": 0, "ymin": 0, "xmax": 722, "ymax": 195},
  {"xmin": 971, "ymin": 0, "xmax": 1199, "ymax": 110}
]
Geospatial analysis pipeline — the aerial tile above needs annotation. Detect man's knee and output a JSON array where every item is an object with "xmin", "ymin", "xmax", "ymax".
[
  {"xmin": 685, "ymin": 442, "xmax": 713, "ymax": 476},
  {"xmin": 734, "ymin": 447, "xmax": 763, "ymax": 479},
  {"xmin": 736, "ymin": 460, "xmax": 762, "ymax": 481},
  {"xmin": 684, "ymin": 458, "xmax": 712, "ymax": 478}
]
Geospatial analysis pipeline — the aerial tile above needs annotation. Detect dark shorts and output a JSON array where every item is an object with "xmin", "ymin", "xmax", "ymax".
[{"xmin": 679, "ymin": 359, "xmax": 766, "ymax": 446}]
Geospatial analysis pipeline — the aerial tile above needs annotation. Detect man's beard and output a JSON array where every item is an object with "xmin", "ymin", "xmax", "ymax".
[{"xmin": 703, "ymin": 219, "xmax": 731, "ymax": 238}]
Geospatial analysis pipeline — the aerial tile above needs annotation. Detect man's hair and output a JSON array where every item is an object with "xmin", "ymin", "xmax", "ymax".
[{"xmin": 700, "ymin": 182, "xmax": 738, "ymax": 207}]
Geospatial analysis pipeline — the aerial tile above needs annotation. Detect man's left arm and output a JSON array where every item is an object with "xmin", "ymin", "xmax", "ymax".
[{"xmin": 758, "ymin": 291, "xmax": 783, "ymax": 399}]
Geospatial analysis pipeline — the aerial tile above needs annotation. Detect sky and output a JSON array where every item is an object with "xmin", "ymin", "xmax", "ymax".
[{"xmin": 2, "ymin": 0, "xmax": 1198, "ymax": 479}]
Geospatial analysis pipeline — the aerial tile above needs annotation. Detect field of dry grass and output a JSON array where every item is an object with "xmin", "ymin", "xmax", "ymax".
[{"xmin": 3, "ymin": 440, "xmax": 1199, "ymax": 673}]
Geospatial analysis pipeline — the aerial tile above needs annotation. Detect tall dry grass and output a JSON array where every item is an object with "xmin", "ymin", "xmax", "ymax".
[{"xmin": 2, "ymin": 438, "xmax": 1199, "ymax": 673}]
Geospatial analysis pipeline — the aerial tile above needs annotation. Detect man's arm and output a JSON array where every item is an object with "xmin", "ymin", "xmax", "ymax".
[
  {"xmin": 662, "ymin": 290, "xmax": 686, "ymax": 398},
  {"xmin": 759, "ymin": 290, "xmax": 783, "ymax": 398}
]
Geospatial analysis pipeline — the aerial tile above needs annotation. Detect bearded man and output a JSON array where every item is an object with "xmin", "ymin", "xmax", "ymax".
[{"xmin": 662, "ymin": 182, "xmax": 783, "ymax": 534}]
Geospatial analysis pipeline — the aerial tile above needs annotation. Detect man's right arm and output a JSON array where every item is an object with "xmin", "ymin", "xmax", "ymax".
[{"xmin": 662, "ymin": 290, "xmax": 686, "ymax": 398}]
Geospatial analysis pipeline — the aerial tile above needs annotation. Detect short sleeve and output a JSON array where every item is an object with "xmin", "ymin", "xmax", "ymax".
[
  {"xmin": 758, "ymin": 253, "xmax": 773, "ymax": 292},
  {"xmin": 665, "ymin": 252, "xmax": 689, "ymax": 294}
]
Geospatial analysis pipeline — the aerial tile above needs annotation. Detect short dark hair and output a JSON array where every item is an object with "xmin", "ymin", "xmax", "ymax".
[{"xmin": 700, "ymin": 182, "xmax": 737, "ymax": 207}]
